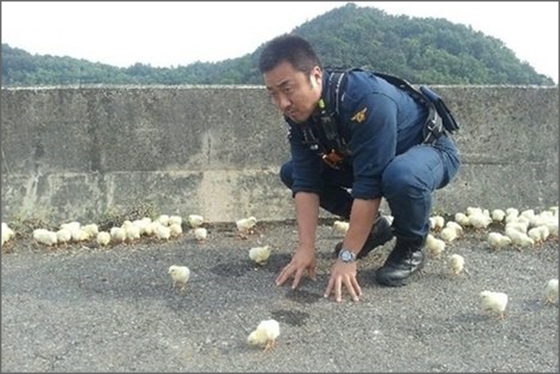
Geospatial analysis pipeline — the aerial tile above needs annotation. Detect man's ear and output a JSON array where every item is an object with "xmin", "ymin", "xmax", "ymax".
[{"xmin": 311, "ymin": 67, "xmax": 322, "ymax": 89}]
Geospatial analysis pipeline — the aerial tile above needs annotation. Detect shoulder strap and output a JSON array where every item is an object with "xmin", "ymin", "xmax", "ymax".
[
  {"xmin": 374, "ymin": 71, "xmax": 459, "ymax": 133},
  {"xmin": 371, "ymin": 72, "xmax": 432, "ymax": 109}
]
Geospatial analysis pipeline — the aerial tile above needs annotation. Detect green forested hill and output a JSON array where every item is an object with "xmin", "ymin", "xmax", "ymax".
[{"xmin": 1, "ymin": 3, "xmax": 555, "ymax": 86}]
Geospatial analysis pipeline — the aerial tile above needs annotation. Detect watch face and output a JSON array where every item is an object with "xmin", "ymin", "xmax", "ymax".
[{"xmin": 340, "ymin": 249, "xmax": 354, "ymax": 262}]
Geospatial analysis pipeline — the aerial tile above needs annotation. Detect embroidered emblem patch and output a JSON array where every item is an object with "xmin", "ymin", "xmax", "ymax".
[{"xmin": 350, "ymin": 107, "xmax": 367, "ymax": 123}]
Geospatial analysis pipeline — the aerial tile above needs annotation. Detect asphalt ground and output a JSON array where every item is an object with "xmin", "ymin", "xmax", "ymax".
[{"xmin": 1, "ymin": 219, "xmax": 558, "ymax": 372}]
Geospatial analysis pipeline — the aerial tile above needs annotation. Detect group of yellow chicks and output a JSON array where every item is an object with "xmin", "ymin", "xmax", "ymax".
[
  {"xmin": 166, "ymin": 216, "xmax": 277, "ymax": 352},
  {"xmin": 3, "ymin": 204, "xmax": 558, "ymax": 351},
  {"xmin": 333, "ymin": 204, "xmax": 559, "ymax": 320},
  {"xmin": 3, "ymin": 212, "xmax": 278, "ymax": 351},
  {"xmin": 1, "ymin": 213, "xmax": 261, "ymax": 249}
]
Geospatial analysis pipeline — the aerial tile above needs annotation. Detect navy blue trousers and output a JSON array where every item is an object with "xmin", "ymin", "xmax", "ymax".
[{"xmin": 280, "ymin": 135, "xmax": 461, "ymax": 240}]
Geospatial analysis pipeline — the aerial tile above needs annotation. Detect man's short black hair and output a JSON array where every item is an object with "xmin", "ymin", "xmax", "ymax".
[{"xmin": 258, "ymin": 34, "xmax": 322, "ymax": 75}]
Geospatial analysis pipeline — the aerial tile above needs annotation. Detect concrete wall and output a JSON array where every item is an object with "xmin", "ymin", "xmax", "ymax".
[{"xmin": 1, "ymin": 85, "xmax": 558, "ymax": 225}]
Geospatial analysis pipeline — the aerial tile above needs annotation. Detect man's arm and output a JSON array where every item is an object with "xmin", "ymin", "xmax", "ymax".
[
  {"xmin": 342, "ymin": 197, "xmax": 381, "ymax": 256},
  {"xmin": 275, "ymin": 191, "xmax": 320, "ymax": 289},
  {"xmin": 294, "ymin": 191, "xmax": 320, "ymax": 252}
]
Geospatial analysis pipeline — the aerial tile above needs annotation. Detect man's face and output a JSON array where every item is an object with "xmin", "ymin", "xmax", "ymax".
[{"xmin": 263, "ymin": 61, "xmax": 322, "ymax": 124}]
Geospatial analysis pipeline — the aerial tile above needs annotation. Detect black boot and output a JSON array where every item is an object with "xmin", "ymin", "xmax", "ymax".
[
  {"xmin": 375, "ymin": 236, "xmax": 426, "ymax": 287},
  {"xmin": 333, "ymin": 215, "xmax": 394, "ymax": 260}
]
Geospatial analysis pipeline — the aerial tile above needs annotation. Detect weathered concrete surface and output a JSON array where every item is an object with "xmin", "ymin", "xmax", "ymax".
[
  {"xmin": 1, "ymin": 85, "xmax": 558, "ymax": 225},
  {"xmin": 1, "ymin": 222, "xmax": 558, "ymax": 372}
]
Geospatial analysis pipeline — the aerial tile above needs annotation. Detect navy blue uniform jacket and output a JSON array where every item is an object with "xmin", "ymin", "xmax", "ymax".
[{"xmin": 285, "ymin": 69, "xmax": 430, "ymax": 200}]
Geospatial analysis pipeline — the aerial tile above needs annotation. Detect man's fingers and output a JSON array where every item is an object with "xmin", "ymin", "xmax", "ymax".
[
  {"xmin": 345, "ymin": 279, "xmax": 359, "ymax": 302},
  {"xmin": 309, "ymin": 267, "xmax": 317, "ymax": 281},
  {"xmin": 275, "ymin": 266, "xmax": 291, "ymax": 286},
  {"xmin": 291, "ymin": 268, "xmax": 304, "ymax": 289},
  {"xmin": 351, "ymin": 277, "xmax": 363, "ymax": 297},
  {"xmin": 335, "ymin": 279, "xmax": 342, "ymax": 303},
  {"xmin": 324, "ymin": 277, "xmax": 334, "ymax": 298}
]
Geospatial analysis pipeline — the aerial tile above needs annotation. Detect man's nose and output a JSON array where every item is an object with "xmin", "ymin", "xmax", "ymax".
[{"xmin": 277, "ymin": 94, "xmax": 291, "ymax": 111}]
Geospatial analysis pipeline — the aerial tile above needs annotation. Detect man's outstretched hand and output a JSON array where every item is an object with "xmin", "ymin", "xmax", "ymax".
[
  {"xmin": 324, "ymin": 261, "xmax": 362, "ymax": 303},
  {"xmin": 275, "ymin": 248, "xmax": 316, "ymax": 290}
]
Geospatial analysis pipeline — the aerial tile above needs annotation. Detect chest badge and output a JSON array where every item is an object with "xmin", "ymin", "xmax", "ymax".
[{"xmin": 350, "ymin": 107, "xmax": 367, "ymax": 123}]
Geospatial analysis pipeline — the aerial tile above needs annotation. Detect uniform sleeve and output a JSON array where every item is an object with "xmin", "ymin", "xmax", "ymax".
[
  {"xmin": 347, "ymin": 93, "xmax": 398, "ymax": 199},
  {"xmin": 286, "ymin": 122, "xmax": 324, "ymax": 196}
]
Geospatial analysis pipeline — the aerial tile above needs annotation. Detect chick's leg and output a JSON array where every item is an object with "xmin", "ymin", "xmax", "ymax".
[{"xmin": 263, "ymin": 339, "xmax": 275, "ymax": 353}]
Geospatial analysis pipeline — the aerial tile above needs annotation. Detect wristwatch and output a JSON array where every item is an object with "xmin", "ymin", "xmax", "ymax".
[{"xmin": 338, "ymin": 248, "xmax": 357, "ymax": 263}]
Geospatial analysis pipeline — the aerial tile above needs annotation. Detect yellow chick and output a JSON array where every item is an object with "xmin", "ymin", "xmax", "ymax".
[
  {"xmin": 505, "ymin": 213, "xmax": 520, "ymax": 224},
  {"xmin": 123, "ymin": 222, "xmax": 141, "ymax": 243},
  {"xmin": 425, "ymin": 234, "xmax": 445, "ymax": 258},
  {"xmin": 60, "ymin": 221, "xmax": 81, "ymax": 233},
  {"xmin": 236, "ymin": 216, "xmax": 258, "ymax": 238},
  {"xmin": 56, "ymin": 228, "xmax": 73, "ymax": 246},
  {"xmin": 33, "ymin": 229, "xmax": 58, "ymax": 247},
  {"xmin": 109, "ymin": 226, "xmax": 127, "ymax": 244},
  {"xmin": 169, "ymin": 223, "xmax": 183, "ymax": 238},
  {"xmin": 528, "ymin": 225, "xmax": 550, "ymax": 244},
  {"xmin": 454, "ymin": 212, "xmax": 470, "ymax": 227},
  {"xmin": 155, "ymin": 224, "xmax": 171, "ymax": 241},
  {"xmin": 530, "ymin": 211, "xmax": 554, "ymax": 228},
  {"xmin": 505, "ymin": 207, "xmax": 519, "ymax": 217},
  {"xmin": 147, "ymin": 221, "xmax": 161, "ymax": 237},
  {"xmin": 544, "ymin": 279, "xmax": 558, "ymax": 304},
  {"xmin": 440, "ymin": 226, "xmax": 458, "ymax": 243},
  {"xmin": 187, "ymin": 214, "xmax": 204, "ymax": 228},
  {"xmin": 168, "ymin": 265, "xmax": 191, "ymax": 291},
  {"xmin": 168, "ymin": 215, "xmax": 182, "ymax": 226},
  {"xmin": 468, "ymin": 212, "xmax": 492, "ymax": 230},
  {"xmin": 506, "ymin": 229, "xmax": 535, "ymax": 249},
  {"xmin": 96, "ymin": 231, "xmax": 111, "ymax": 247},
  {"xmin": 332, "ymin": 220, "xmax": 349, "ymax": 235},
  {"xmin": 487, "ymin": 232, "xmax": 512, "ymax": 251},
  {"xmin": 520, "ymin": 209, "xmax": 535, "ymax": 220},
  {"xmin": 132, "ymin": 219, "xmax": 151, "ymax": 236},
  {"xmin": 448, "ymin": 254, "xmax": 465, "ymax": 276},
  {"xmin": 466, "ymin": 206, "xmax": 483, "ymax": 216},
  {"xmin": 1, "ymin": 222, "xmax": 15, "ymax": 246},
  {"xmin": 76, "ymin": 228, "xmax": 93, "ymax": 243},
  {"xmin": 157, "ymin": 214, "xmax": 170, "ymax": 226},
  {"xmin": 445, "ymin": 221, "xmax": 464, "ymax": 236},
  {"xmin": 193, "ymin": 227, "xmax": 208, "ymax": 242},
  {"xmin": 429, "ymin": 215, "xmax": 445, "ymax": 231},
  {"xmin": 82, "ymin": 223, "xmax": 99, "ymax": 238},
  {"xmin": 480, "ymin": 290, "xmax": 508, "ymax": 320},
  {"xmin": 247, "ymin": 319, "xmax": 280, "ymax": 353},
  {"xmin": 505, "ymin": 221, "xmax": 528, "ymax": 234},
  {"xmin": 249, "ymin": 245, "xmax": 271, "ymax": 266},
  {"xmin": 491, "ymin": 209, "xmax": 506, "ymax": 222},
  {"xmin": 543, "ymin": 218, "xmax": 559, "ymax": 238}
]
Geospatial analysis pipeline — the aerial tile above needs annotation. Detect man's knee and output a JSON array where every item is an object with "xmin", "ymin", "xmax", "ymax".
[
  {"xmin": 382, "ymin": 161, "xmax": 421, "ymax": 197},
  {"xmin": 279, "ymin": 161, "xmax": 293, "ymax": 188}
]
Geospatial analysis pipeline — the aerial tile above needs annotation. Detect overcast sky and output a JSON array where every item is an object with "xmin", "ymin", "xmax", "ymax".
[{"xmin": 2, "ymin": 1, "xmax": 558, "ymax": 83}]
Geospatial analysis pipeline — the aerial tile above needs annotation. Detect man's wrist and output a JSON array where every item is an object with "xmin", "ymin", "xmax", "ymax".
[
  {"xmin": 338, "ymin": 247, "xmax": 357, "ymax": 263},
  {"xmin": 297, "ymin": 243, "xmax": 316, "ymax": 253}
]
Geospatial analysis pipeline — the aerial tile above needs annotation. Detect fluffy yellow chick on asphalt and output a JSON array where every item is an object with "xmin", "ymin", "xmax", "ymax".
[
  {"xmin": 480, "ymin": 290, "xmax": 508, "ymax": 320},
  {"xmin": 544, "ymin": 279, "xmax": 558, "ymax": 304},
  {"xmin": 249, "ymin": 245, "xmax": 271, "ymax": 266},
  {"xmin": 247, "ymin": 319, "xmax": 280, "ymax": 353},
  {"xmin": 168, "ymin": 265, "xmax": 191, "ymax": 292}
]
